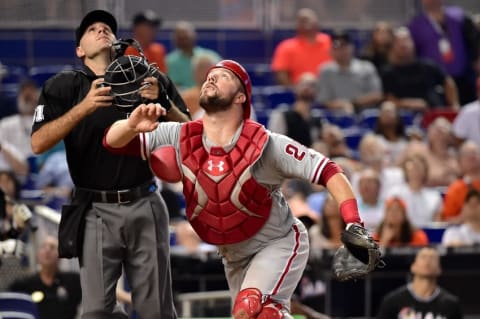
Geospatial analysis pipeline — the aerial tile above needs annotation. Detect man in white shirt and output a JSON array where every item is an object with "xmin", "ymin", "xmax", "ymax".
[
  {"xmin": 452, "ymin": 88, "xmax": 480, "ymax": 146},
  {"xmin": 0, "ymin": 79, "xmax": 39, "ymax": 178}
]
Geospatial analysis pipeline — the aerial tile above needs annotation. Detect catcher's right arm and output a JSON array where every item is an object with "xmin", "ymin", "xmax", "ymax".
[{"xmin": 332, "ymin": 223, "xmax": 384, "ymax": 281}]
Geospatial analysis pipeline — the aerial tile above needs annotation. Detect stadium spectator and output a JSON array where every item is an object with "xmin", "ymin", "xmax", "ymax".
[
  {"xmin": 357, "ymin": 168, "xmax": 384, "ymax": 232},
  {"xmin": 442, "ymin": 141, "xmax": 480, "ymax": 223},
  {"xmin": 442, "ymin": 188, "xmax": 480, "ymax": 246},
  {"xmin": 398, "ymin": 117, "xmax": 460, "ymax": 187},
  {"xmin": 352, "ymin": 133, "xmax": 404, "ymax": 201},
  {"xmin": 373, "ymin": 197, "xmax": 429, "ymax": 247},
  {"xmin": 373, "ymin": 101, "xmax": 408, "ymax": 166},
  {"xmin": 9, "ymin": 236, "xmax": 81, "ymax": 319},
  {"xmin": 271, "ymin": 8, "xmax": 332, "ymax": 86},
  {"xmin": 181, "ymin": 53, "xmax": 219, "ymax": 119},
  {"xmin": 381, "ymin": 27, "xmax": 459, "ymax": 112},
  {"xmin": 0, "ymin": 170, "xmax": 21, "ymax": 200},
  {"xmin": 320, "ymin": 124, "xmax": 354, "ymax": 160},
  {"xmin": 0, "ymin": 61, "xmax": 17, "ymax": 120},
  {"xmin": 282, "ymin": 179, "xmax": 319, "ymax": 229},
  {"xmin": 408, "ymin": 0, "xmax": 480, "ymax": 106},
  {"xmin": 0, "ymin": 79, "xmax": 39, "ymax": 178},
  {"xmin": 167, "ymin": 20, "xmax": 221, "ymax": 90},
  {"xmin": 125, "ymin": 10, "xmax": 167, "ymax": 73},
  {"xmin": 0, "ymin": 187, "xmax": 28, "ymax": 243},
  {"xmin": 317, "ymin": 30, "xmax": 383, "ymax": 114},
  {"xmin": 268, "ymin": 72, "xmax": 322, "ymax": 147},
  {"xmin": 377, "ymin": 247, "xmax": 463, "ymax": 319},
  {"xmin": 452, "ymin": 78, "xmax": 480, "ymax": 146},
  {"xmin": 35, "ymin": 150, "xmax": 73, "ymax": 211},
  {"xmin": 309, "ymin": 194, "xmax": 346, "ymax": 251},
  {"xmin": 360, "ymin": 21, "xmax": 394, "ymax": 72},
  {"xmin": 387, "ymin": 154, "xmax": 443, "ymax": 227}
]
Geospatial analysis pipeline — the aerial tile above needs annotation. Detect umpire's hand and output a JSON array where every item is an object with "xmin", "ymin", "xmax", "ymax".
[
  {"xmin": 82, "ymin": 78, "xmax": 113, "ymax": 113},
  {"xmin": 139, "ymin": 76, "xmax": 159, "ymax": 101}
]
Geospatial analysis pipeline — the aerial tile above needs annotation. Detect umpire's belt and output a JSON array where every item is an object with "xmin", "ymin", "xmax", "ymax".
[{"xmin": 74, "ymin": 181, "xmax": 157, "ymax": 204}]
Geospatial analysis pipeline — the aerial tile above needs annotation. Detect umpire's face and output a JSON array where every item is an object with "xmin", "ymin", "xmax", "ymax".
[{"xmin": 76, "ymin": 22, "xmax": 116, "ymax": 59}]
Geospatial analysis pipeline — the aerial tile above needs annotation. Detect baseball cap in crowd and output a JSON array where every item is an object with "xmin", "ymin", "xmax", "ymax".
[
  {"xmin": 133, "ymin": 10, "xmax": 162, "ymax": 27},
  {"xmin": 331, "ymin": 30, "xmax": 352, "ymax": 48},
  {"xmin": 76, "ymin": 10, "xmax": 117, "ymax": 46}
]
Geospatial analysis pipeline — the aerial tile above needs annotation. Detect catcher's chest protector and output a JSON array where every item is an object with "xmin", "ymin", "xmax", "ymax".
[{"xmin": 179, "ymin": 120, "xmax": 272, "ymax": 245}]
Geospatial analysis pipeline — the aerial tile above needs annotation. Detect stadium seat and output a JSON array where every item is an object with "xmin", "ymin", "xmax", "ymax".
[
  {"xmin": 243, "ymin": 63, "xmax": 274, "ymax": 87},
  {"xmin": 262, "ymin": 85, "xmax": 295, "ymax": 109},
  {"xmin": 398, "ymin": 110, "xmax": 417, "ymax": 127},
  {"xmin": 254, "ymin": 107, "xmax": 271, "ymax": 126},
  {"xmin": 29, "ymin": 64, "xmax": 74, "ymax": 87},
  {"xmin": 323, "ymin": 111, "xmax": 356, "ymax": 128},
  {"xmin": 0, "ymin": 292, "xmax": 40, "ymax": 319},
  {"xmin": 0, "ymin": 65, "xmax": 28, "ymax": 99},
  {"xmin": 343, "ymin": 127, "xmax": 368, "ymax": 151},
  {"xmin": 358, "ymin": 108, "xmax": 379, "ymax": 129},
  {"xmin": 422, "ymin": 223, "xmax": 447, "ymax": 243},
  {"xmin": 0, "ymin": 65, "xmax": 28, "ymax": 85}
]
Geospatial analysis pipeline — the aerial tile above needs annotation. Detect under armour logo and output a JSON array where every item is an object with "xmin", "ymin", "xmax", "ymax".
[{"xmin": 207, "ymin": 160, "xmax": 225, "ymax": 172}]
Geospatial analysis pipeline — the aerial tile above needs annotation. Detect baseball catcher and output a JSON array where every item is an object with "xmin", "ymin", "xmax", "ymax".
[{"xmin": 332, "ymin": 223, "xmax": 384, "ymax": 281}]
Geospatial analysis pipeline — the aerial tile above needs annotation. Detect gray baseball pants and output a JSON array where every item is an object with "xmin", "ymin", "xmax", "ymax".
[{"xmin": 79, "ymin": 192, "xmax": 177, "ymax": 319}]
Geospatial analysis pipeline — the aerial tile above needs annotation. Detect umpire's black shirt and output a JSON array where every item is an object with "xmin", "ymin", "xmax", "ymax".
[{"xmin": 32, "ymin": 66, "xmax": 187, "ymax": 190}]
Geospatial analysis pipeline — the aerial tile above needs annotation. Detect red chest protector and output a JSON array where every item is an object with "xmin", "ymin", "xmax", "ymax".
[{"xmin": 179, "ymin": 120, "xmax": 272, "ymax": 245}]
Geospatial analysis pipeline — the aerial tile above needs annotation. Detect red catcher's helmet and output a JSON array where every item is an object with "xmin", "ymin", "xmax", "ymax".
[{"xmin": 208, "ymin": 59, "xmax": 252, "ymax": 119}]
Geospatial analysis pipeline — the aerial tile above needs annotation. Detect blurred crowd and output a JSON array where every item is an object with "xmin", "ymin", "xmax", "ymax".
[{"xmin": 1, "ymin": 0, "xmax": 480, "ymax": 318}]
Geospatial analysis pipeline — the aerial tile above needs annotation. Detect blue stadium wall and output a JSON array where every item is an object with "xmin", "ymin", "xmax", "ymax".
[{"xmin": 0, "ymin": 28, "xmax": 370, "ymax": 68}]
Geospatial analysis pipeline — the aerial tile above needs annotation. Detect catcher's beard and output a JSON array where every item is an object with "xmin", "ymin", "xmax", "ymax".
[{"xmin": 199, "ymin": 90, "xmax": 238, "ymax": 114}]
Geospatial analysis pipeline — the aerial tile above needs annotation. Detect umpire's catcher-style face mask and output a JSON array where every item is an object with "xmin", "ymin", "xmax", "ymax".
[{"xmin": 103, "ymin": 39, "xmax": 155, "ymax": 114}]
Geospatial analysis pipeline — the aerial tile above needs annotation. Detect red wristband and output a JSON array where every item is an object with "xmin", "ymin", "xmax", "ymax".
[{"xmin": 339, "ymin": 198, "xmax": 362, "ymax": 224}]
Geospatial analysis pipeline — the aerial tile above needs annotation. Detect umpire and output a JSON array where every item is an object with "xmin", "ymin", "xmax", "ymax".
[{"xmin": 31, "ymin": 10, "xmax": 189, "ymax": 319}]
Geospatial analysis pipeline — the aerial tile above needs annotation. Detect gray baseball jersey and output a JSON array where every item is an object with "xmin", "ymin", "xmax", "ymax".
[{"xmin": 140, "ymin": 121, "xmax": 330, "ymax": 309}]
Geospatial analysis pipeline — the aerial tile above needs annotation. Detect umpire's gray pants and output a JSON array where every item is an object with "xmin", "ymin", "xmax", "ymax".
[{"xmin": 80, "ymin": 192, "xmax": 177, "ymax": 319}]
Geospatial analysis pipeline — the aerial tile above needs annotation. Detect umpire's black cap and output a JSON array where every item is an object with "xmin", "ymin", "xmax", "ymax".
[{"xmin": 76, "ymin": 10, "xmax": 117, "ymax": 46}]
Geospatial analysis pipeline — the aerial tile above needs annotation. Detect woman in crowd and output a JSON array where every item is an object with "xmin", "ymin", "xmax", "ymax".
[{"xmin": 374, "ymin": 197, "xmax": 429, "ymax": 247}]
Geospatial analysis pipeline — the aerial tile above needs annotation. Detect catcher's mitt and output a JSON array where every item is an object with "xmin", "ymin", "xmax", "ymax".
[{"xmin": 332, "ymin": 224, "xmax": 384, "ymax": 281}]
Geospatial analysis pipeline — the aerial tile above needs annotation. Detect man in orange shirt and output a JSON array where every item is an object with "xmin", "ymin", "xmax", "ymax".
[
  {"xmin": 271, "ymin": 8, "xmax": 332, "ymax": 86},
  {"xmin": 125, "ymin": 10, "xmax": 167, "ymax": 72}
]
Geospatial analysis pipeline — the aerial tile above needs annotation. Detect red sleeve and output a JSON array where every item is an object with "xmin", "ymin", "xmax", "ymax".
[
  {"xmin": 102, "ymin": 126, "xmax": 142, "ymax": 156},
  {"xmin": 318, "ymin": 160, "xmax": 343, "ymax": 186},
  {"xmin": 339, "ymin": 198, "xmax": 362, "ymax": 225}
]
